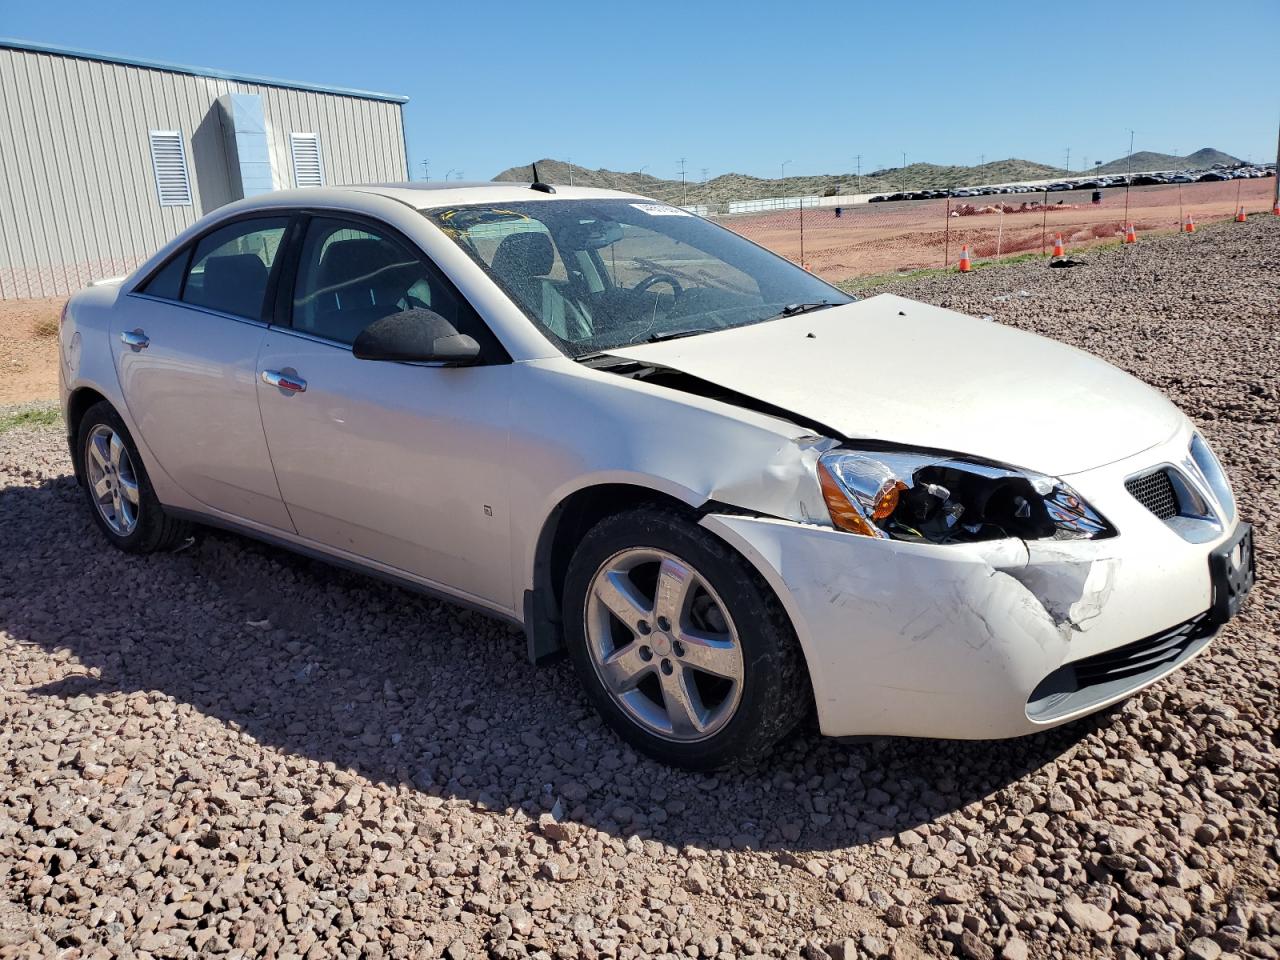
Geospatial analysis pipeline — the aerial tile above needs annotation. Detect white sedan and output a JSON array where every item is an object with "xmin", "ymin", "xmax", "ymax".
[{"xmin": 59, "ymin": 182, "xmax": 1254, "ymax": 769}]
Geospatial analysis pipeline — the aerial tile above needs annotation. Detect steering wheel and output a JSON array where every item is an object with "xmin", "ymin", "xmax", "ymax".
[{"xmin": 631, "ymin": 273, "xmax": 684, "ymax": 301}]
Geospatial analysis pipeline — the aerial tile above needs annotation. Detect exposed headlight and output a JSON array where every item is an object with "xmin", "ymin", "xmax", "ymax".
[{"xmin": 817, "ymin": 449, "xmax": 1113, "ymax": 544}]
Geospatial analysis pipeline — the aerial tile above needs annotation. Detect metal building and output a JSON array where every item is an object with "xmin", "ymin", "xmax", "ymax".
[{"xmin": 0, "ymin": 38, "xmax": 409, "ymax": 299}]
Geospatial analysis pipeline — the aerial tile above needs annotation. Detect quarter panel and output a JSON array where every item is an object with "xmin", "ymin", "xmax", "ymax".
[{"xmin": 60, "ymin": 286, "xmax": 197, "ymax": 511}]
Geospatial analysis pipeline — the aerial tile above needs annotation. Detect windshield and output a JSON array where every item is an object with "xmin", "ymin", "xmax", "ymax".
[{"xmin": 423, "ymin": 199, "xmax": 851, "ymax": 356}]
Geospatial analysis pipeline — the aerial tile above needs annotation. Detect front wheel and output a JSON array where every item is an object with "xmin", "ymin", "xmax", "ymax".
[{"xmin": 563, "ymin": 506, "xmax": 810, "ymax": 769}]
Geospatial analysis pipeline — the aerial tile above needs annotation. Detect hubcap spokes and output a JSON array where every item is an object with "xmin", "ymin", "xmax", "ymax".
[
  {"xmin": 85, "ymin": 424, "xmax": 139, "ymax": 535},
  {"xmin": 586, "ymin": 548, "xmax": 744, "ymax": 742}
]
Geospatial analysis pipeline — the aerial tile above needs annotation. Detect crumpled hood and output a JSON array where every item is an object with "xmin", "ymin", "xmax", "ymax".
[{"xmin": 606, "ymin": 293, "xmax": 1184, "ymax": 476}]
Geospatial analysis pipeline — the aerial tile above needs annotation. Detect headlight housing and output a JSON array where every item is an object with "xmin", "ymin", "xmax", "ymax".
[{"xmin": 817, "ymin": 449, "xmax": 1113, "ymax": 544}]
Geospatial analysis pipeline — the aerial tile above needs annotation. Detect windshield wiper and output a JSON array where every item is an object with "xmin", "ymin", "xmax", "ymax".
[
  {"xmin": 641, "ymin": 327, "xmax": 716, "ymax": 344},
  {"xmin": 572, "ymin": 329, "xmax": 711, "ymax": 365},
  {"xmin": 775, "ymin": 300, "xmax": 836, "ymax": 318}
]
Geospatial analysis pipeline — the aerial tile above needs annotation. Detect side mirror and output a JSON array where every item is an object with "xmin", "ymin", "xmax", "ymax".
[{"xmin": 352, "ymin": 309, "xmax": 481, "ymax": 364}]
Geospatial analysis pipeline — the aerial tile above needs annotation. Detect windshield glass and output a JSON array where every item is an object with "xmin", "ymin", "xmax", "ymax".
[{"xmin": 423, "ymin": 199, "xmax": 851, "ymax": 356}]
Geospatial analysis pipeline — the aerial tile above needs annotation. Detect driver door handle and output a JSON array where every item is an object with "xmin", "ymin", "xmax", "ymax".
[{"xmin": 262, "ymin": 369, "xmax": 307, "ymax": 393}]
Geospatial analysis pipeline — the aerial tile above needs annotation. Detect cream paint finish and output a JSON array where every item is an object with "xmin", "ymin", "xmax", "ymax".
[
  {"xmin": 609, "ymin": 293, "xmax": 1185, "ymax": 477},
  {"xmin": 255, "ymin": 330, "xmax": 514, "ymax": 607}
]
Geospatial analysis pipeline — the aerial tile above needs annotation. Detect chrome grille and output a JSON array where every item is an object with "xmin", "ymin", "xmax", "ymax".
[{"xmin": 1125, "ymin": 469, "xmax": 1178, "ymax": 520}]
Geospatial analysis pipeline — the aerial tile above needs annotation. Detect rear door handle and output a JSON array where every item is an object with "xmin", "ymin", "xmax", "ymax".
[
  {"xmin": 120, "ymin": 330, "xmax": 149, "ymax": 350},
  {"xmin": 262, "ymin": 369, "xmax": 307, "ymax": 393}
]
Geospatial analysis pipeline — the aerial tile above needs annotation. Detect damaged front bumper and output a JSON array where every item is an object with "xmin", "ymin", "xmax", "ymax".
[{"xmin": 700, "ymin": 429, "xmax": 1253, "ymax": 740}]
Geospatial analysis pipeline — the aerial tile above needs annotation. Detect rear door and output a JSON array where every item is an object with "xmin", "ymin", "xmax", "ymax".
[
  {"xmin": 255, "ymin": 214, "xmax": 513, "ymax": 609},
  {"xmin": 112, "ymin": 216, "xmax": 295, "ymax": 531}
]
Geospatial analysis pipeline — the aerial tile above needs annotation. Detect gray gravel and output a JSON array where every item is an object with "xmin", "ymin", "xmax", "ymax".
[{"xmin": 2, "ymin": 218, "xmax": 1277, "ymax": 959}]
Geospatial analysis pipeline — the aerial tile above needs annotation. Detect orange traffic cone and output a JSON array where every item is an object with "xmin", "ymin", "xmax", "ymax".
[
  {"xmin": 1273, "ymin": 200, "xmax": 1280, "ymax": 216},
  {"xmin": 1051, "ymin": 233, "xmax": 1065, "ymax": 257},
  {"xmin": 1124, "ymin": 222, "xmax": 1138, "ymax": 244},
  {"xmin": 958, "ymin": 245, "xmax": 972, "ymax": 272},
  {"xmin": 1183, "ymin": 213, "xmax": 1196, "ymax": 233},
  {"xmin": 1235, "ymin": 206, "xmax": 1247, "ymax": 223}
]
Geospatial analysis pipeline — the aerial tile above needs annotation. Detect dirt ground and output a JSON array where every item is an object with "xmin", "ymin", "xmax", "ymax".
[
  {"xmin": 724, "ymin": 178, "xmax": 1277, "ymax": 282},
  {"xmin": 0, "ymin": 297, "xmax": 63, "ymax": 405}
]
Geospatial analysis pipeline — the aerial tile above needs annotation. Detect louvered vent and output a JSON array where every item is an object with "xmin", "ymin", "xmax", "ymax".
[
  {"xmin": 290, "ymin": 133, "xmax": 325, "ymax": 188},
  {"xmin": 148, "ymin": 131, "xmax": 192, "ymax": 206}
]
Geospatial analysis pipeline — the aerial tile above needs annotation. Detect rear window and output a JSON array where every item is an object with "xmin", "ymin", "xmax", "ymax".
[
  {"xmin": 138, "ymin": 251, "xmax": 189, "ymax": 300},
  {"xmin": 181, "ymin": 218, "xmax": 289, "ymax": 320}
]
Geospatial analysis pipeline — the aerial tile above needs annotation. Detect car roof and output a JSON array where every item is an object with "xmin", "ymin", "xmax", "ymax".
[{"xmin": 247, "ymin": 181, "xmax": 652, "ymax": 210}]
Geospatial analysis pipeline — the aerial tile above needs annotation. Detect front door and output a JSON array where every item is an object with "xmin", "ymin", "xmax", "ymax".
[
  {"xmin": 255, "ymin": 216, "xmax": 513, "ymax": 609},
  {"xmin": 112, "ymin": 216, "xmax": 294, "ymax": 531}
]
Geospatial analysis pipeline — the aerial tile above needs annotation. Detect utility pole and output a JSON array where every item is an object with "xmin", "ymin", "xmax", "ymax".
[
  {"xmin": 701, "ymin": 167, "xmax": 709, "ymax": 184},
  {"xmin": 979, "ymin": 153, "xmax": 985, "ymax": 169},
  {"xmin": 567, "ymin": 158, "xmax": 574, "ymax": 186},
  {"xmin": 1274, "ymin": 111, "xmax": 1280, "ymax": 212},
  {"xmin": 678, "ymin": 158, "xmax": 687, "ymax": 204},
  {"xmin": 420, "ymin": 158, "xmax": 430, "ymax": 182},
  {"xmin": 781, "ymin": 159, "xmax": 791, "ymax": 180},
  {"xmin": 1064, "ymin": 147, "xmax": 1070, "ymax": 174},
  {"xmin": 901, "ymin": 152, "xmax": 907, "ymax": 192},
  {"xmin": 854, "ymin": 154, "xmax": 861, "ymax": 194},
  {"xmin": 1124, "ymin": 129, "xmax": 1135, "ymax": 223}
]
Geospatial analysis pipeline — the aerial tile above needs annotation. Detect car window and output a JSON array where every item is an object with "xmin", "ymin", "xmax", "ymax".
[
  {"xmin": 291, "ymin": 217, "xmax": 474, "ymax": 347},
  {"xmin": 138, "ymin": 250, "xmax": 190, "ymax": 300},
  {"xmin": 426, "ymin": 200, "xmax": 849, "ymax": 356},
  {"xmin": 181, "ymin": 218, "xmax": 288, "ymax": 320},
  {"xmin": 594, "ymin": 220, "xmax": 759, "ymax": 296},
  {"xmin": 460, "ymin": 217, "xmax": 568, "ymax": 281}
]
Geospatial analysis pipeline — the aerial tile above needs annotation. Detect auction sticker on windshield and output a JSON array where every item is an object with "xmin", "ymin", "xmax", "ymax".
[{"xmin": 630, "ymin": 203, "xmax": 691, "ymax": 216}]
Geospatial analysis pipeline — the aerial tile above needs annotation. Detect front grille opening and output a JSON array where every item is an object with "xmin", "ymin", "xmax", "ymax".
[
  {"xmin": 1027, "ymin": 612, "xmax": 1213, "ymax": 722},
  {"xmin": 1125, "ymin": 469, "xmax": 1179, "ymax": 520}
]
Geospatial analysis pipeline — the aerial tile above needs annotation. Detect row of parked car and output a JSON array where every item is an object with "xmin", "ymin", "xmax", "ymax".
[{"xmin": 868, "ymin": 164, "xmax": 1275, "ymax": 203}]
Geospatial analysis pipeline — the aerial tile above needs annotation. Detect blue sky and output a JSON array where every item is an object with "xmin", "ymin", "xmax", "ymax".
[{"xmin": 4, "ymin": 0, "xmax": 1277, "ymax": 181}]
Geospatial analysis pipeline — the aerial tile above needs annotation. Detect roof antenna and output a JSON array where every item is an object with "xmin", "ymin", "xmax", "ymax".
[{"xmin": 530, "ymin": 161, "xmax": 555, "ymax": 194}]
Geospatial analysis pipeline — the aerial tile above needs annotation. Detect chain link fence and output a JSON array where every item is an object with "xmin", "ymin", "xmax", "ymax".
[{"xmin": 714, "ymin": 177, "xmax": 1277, "ymax": 285}]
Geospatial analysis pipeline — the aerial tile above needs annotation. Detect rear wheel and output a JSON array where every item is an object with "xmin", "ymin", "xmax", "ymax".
[
  {"xmin": 563, "ymin": 505, "xmax": 809, "ymax": 769},
  {"xmin": 77, "ymin": 402, "xmax": 191, "ymax": 553}
]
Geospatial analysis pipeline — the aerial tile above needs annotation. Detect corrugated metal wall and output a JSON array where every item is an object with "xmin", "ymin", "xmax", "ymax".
[{"xmin": 0, "ymin": 46, "xmax": 408, "ymax": 299}]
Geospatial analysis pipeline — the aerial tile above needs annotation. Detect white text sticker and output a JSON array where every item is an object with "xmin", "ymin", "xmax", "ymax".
[{"xmin": 630, "ymin": 203, "xmax": 692, "ymax": 217}]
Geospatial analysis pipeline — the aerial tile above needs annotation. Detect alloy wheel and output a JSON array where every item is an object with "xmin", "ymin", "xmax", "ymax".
[
  {"xmin": 85, "ymin": 423, "xmax": 140, "ymax": 536},
  {"xmin": 584, "ymin": 547, "xmax": 745, "ymax": 742}
]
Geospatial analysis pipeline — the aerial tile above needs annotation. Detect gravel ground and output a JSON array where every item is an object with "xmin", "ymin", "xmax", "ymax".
[{"xmin": 1, "ymin": 219, "xmax": 1277, "ymax": 960}]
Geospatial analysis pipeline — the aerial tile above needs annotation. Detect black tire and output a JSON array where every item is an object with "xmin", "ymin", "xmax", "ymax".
[
  {"xmin": 563, "ymin": 505, "xmax": 810, "ymax": 770},
  {"xmin": 76, "ymin": 401, "xmax": 191, "ymax": 553}
]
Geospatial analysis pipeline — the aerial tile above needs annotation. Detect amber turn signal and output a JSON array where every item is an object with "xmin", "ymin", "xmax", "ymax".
[{"xmin": 818, "ymin": 463, "xmax": 903, "ymax": 537}]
